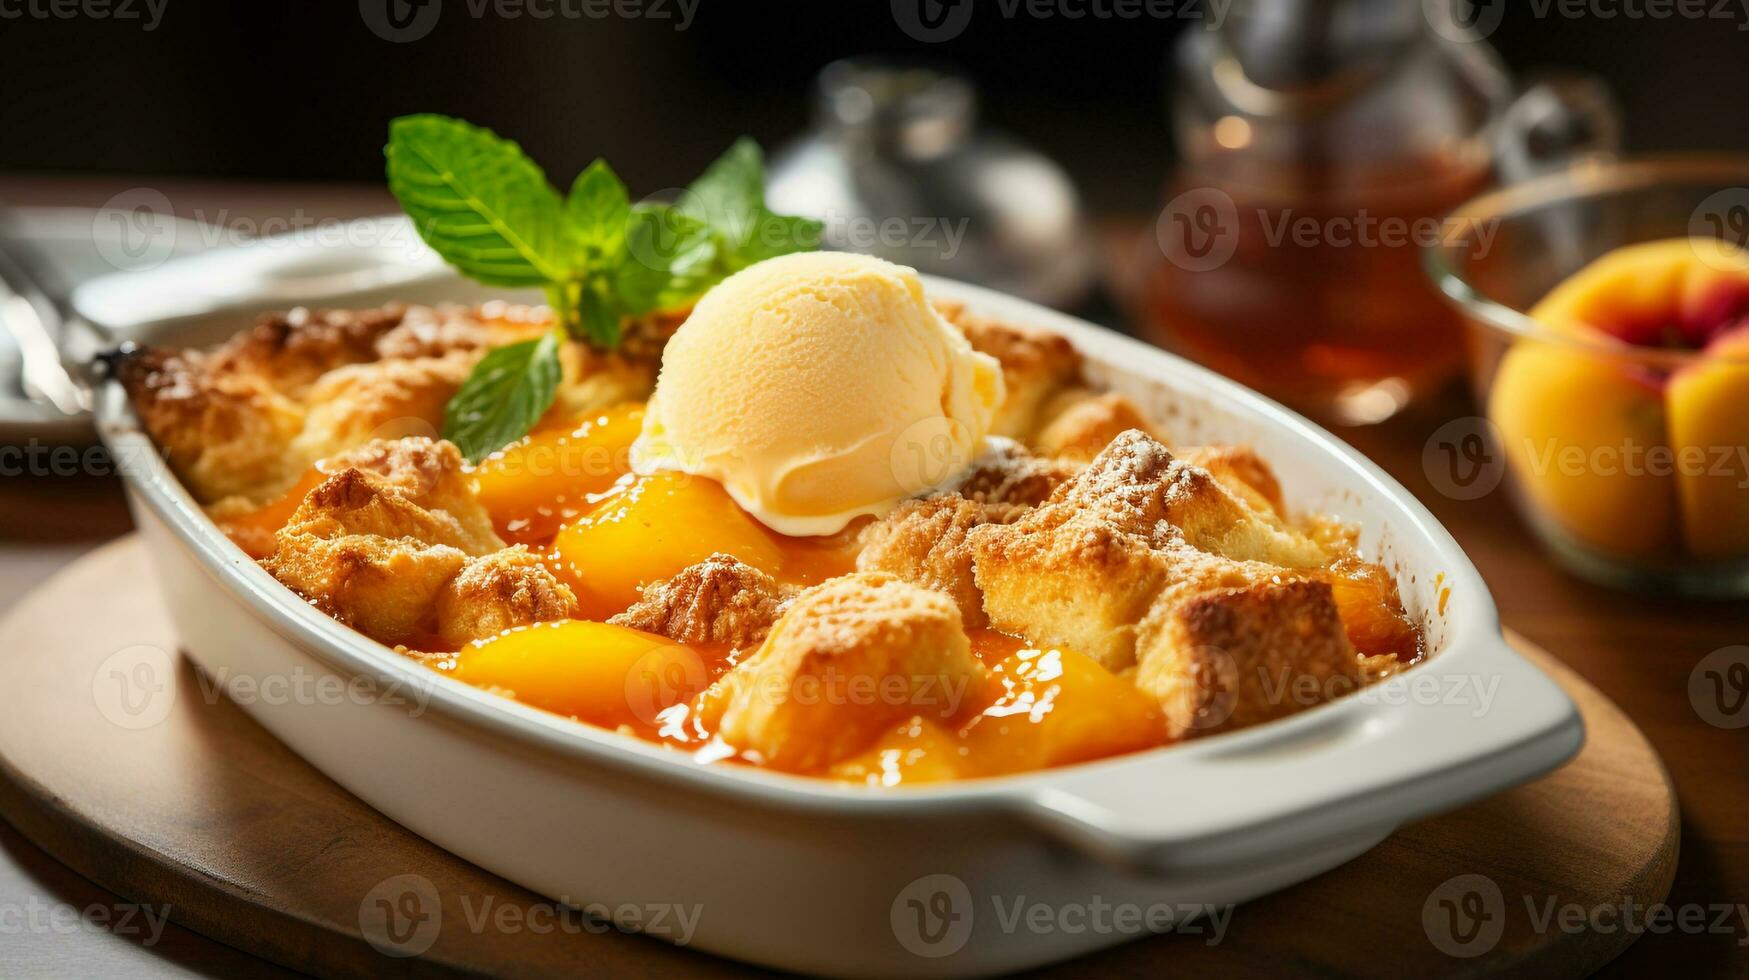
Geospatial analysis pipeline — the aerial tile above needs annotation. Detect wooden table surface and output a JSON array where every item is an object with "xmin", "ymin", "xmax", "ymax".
[{"xmin": 0, "ymin": 178, "xmax": 1744, "ymax": 977}]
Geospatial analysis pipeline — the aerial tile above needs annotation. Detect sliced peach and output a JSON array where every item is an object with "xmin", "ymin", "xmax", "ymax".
[
  {"xmin": 1322, "ymin": 559, "xmax": 1422, "ymax": 661},
  {"xmin": 551, "ymin": 472, "xmax": 786, "ymax": 618},
  {"xmin": 213, "ymin": 464, "xmax": 329, "ymax": 558},
  {"xmin": 828, "ymin": 716, "xmax": 965, "ymax": 786},
  {"xmin": 966, "ymin": 628, "xmax": 1030, "ymax": 669},
  {"xmin": 1668, "ymin": 327, "xmax": 1749, "ymax": 557},
  {"xmin": 472, "ymin": 404, "xmax": 644, "ymax": 545},
  {"xmin": 449, "ymin": 620, "xmax": 705, "ymax": 731},
  {"xmin": 1489, "ymin": 341, "xmax": 1676, "ymax": 557},
  {"xmin": 957, "ymin": 647, "xmax": 1166, "ymax": 776}
]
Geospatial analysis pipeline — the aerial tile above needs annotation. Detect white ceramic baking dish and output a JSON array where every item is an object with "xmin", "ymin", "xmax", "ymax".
[{"xmin": 95, "ymin": 273, "xmax": 1582, "ymax": 978}]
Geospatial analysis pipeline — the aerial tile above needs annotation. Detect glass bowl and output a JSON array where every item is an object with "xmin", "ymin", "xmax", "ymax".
[{"xmin": 1425, "ymin": 156, "xmax": 1749, "ymax": 598}]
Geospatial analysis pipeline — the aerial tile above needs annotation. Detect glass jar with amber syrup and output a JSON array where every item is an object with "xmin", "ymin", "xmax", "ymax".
[
  {"xmin": 1426, "ymin": 157, "xmax": 1749, "ymax": 598},
  {"xmin": 1145, "ymin": 0, "xmax": 1617, "ymax": 424}
]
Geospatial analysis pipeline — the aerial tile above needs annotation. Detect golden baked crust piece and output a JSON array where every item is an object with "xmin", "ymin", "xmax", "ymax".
[
  {"xmin": 206, "ymin": 306, "xmax": 408, "ymax": 398},
  {"xmin": 373, "ymin": 302, "xmax": 548, "ymax": 360},
  {"xmin": 1137, "ymin": 579, "xmax": 1363, "ymax": 738},
  {"xmin": 1183, "ymin": 445, "xmax": 1286, "ymax": 518},
  {"xmin": 711, "ymin": 572, "xmax": 984, "ymax": 772},
  {"xmin": 1023, "ymin": 429, "xmax": 1320, "ymax": 565},
  {"xmin": 1159, "ymin": 463, "xmax": 1327, "ymax": 567},
  {"xmin": 271, "ymin": 468, "xmax": 481, "ymax": 556},
  {"xmin": 265, "ymin": 477, "xmax": 471, "ymax": 647},
  {"xmin": 264, "ymin": 439, "xmax": 513, "ymax": 645},
  {"xmin": 935, "ymin": 301, "xmax": 1082, "ymax": 439},
  {"xmin": 1033, "ymin": 389, "xmax": 1161, "ymax": 461},
  {"xmin": 971, "ymin": 507, "xmax": 1168, "ymax": 672},
  {"xmin": 608, "ymin": 553, "xmax": 793, "ymax": 649},
  {"xmin": 271, "ymin": 535, "xmax": 467, "ymax": 645},
  {"xmin": 290, "ymin": 352, "xmax": 475, "ymax": 466},
  {"xmin": 115, "ymin": 347, "xmax": 308, "ymax": 504},
  {"xmin": 435, "ymin": 546, "xmax": 580, "ymax": 648},
  {"xmin": 969, "ymin": 431, "xmax": 1184, "ymax": 668},
  {"xmin": 970, "ymin": 430, "xmax": 1331, "ymax": 673},
  {"xmin": 318, "ymin": 437, "xmax": 503, "ymax": 556},
  {"xmin": 857, "ymin": 495, "xmax": 1015, "ymax": 629},
  {"xmin": 951, "ymin": 438, "xmax": 1082, "ymax": 509},
  {"xmin": 859, "ymin": 439, "xmax": 1078, "ymax": 630}
]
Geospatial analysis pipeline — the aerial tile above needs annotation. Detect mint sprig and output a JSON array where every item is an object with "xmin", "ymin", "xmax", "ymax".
[
  {"xmin": 440, "ymin": 332, "xmax": 562, "ymax": 465},
  {"xmin": 566, "ymin": 159, "xmax": 630, "ymax": 260},
  {"xmin": 681, "ymin": 137, "xmax": 823, "ymax": 271},
  {"xmin": 385, "ymin": 114, "xmax": 820, "ymax": 462},
  {"xmin": 386, "ymin": 115, "xmax": 571, "ymax": 289}
]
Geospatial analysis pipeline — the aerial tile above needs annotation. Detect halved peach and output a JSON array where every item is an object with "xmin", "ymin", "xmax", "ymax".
[
  {"xmin": 472, "ymin": 404, "xmax": 644, "ymax": 545},
  {"xmin": 551, "ymin": 472, "xmax": 786, "ymax": 618},
  {"xmin": 828, "ymin": 716, "xmax": 966, "ymax": 786},
  {"xmin": 450, "ymin": 620, "xmax": 705, "ymax": 731},
  {"xmin": 957, "ymin": 647, "xmax": 1166, "ymax": 775}
]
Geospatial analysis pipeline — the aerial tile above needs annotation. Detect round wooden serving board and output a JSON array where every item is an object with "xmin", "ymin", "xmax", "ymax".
[{"xmin": 0, "ymin": 538, "xmax": 1678, "ymax": 978}]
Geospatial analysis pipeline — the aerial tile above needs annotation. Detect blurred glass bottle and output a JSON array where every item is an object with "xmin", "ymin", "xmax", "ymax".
[
  {"xmin": 1145, "ymin": 0, "xmax": 1614, "ymax": 423},
  {"xmin": 768, "ymin": 59, "xmax": 1096, "ymax": 311}
]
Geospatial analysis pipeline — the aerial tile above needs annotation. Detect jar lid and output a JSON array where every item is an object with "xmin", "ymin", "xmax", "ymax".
[{"xmin": 814, "ymin": 59, "xmax": 974, "ymax": 159}]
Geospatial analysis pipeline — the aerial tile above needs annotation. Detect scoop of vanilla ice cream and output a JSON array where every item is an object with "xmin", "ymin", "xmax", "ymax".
[{"xmin": 631, "ymin": 252, "xmax": 1004, "ymax": 536}]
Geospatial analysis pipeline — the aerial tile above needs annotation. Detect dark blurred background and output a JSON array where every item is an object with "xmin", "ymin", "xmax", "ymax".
[{"xmin": 3, "ymin": 0, "xmax": 1747, "ymax": 212}]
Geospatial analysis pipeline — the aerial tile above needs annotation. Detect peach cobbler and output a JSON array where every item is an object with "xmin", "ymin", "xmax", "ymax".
[{"xmin": 118, "ymin": 252, "xmax": 1423, "ymax": 784}]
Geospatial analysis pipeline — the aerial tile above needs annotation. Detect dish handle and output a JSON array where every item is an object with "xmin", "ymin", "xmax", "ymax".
[{"xmin": 1007, "ymin": 641, "xmax": 1584, "ymax": 878}]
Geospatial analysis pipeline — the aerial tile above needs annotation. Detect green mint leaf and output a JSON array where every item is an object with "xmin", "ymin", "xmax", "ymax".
[
  {"xmin": 737, "ymin": 210, "xmax": 825, "ymax": 265},
  {"xmin": 680, "ymin": 138, "xmax": 821, "ymax": 272},
  {"xmin": 386, "ymin": 114, "xmax": 571, "ymax": 287},
  {"xmin": 615, "ymin": 204, "xmax": 721, "ymax": 315},
  {"xmin": 566, "ymin": 158, "xmax": 631, "ymax": 264},
  {"xmin": 577, "ymin": 280, "xmax": 622, "ymax": 349},
  {"xmin": 543, "ymin": 282, "xmax": 577, "ymax": 338},
  {"xmin": 441, "ymin": 332, "xmax": 562, "ymax": 463},
  {"xmin": 680, "ymin": 137, "xmax": 763, "ymax": 248}
]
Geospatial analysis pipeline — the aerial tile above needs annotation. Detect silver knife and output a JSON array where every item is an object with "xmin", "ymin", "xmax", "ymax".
[{"xmin": 0, "ymin": 222, "xmax": 92, "ymax": 415}]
